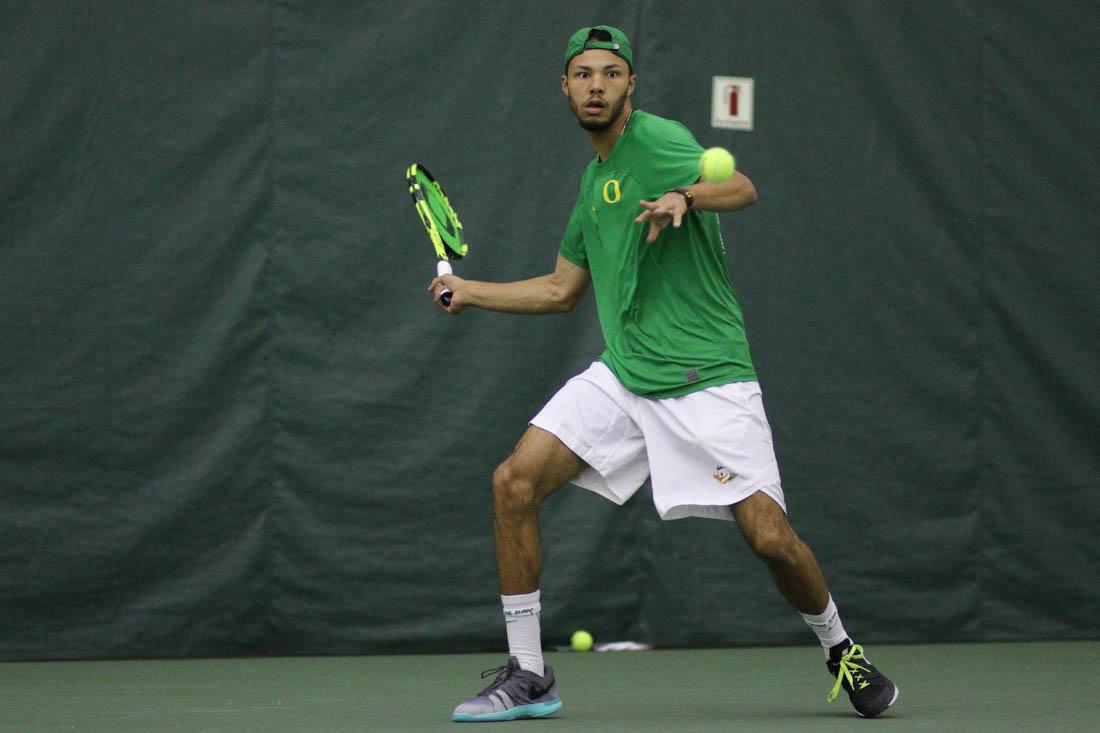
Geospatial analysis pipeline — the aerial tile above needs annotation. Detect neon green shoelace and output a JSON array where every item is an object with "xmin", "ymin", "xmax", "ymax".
[{"xmin": 827, "ymin": 644, "xmax": 873, "ymax": 702}]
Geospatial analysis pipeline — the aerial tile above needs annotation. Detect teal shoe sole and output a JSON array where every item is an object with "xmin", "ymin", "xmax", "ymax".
[{"xmin": 453, "ymin": 699, "xmax": 562, "ymax": 722}]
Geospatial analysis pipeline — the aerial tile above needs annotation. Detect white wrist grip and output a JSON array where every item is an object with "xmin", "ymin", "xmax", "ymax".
[{"xmin": 435, "ymin": 260, "xmax": 454, "ymax": 306}]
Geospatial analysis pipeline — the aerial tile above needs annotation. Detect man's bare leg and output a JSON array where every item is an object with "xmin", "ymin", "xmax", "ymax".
[
  {"xmin": 492, "ymin": 425, "xmax": 586, "ymax": 594},
  {"xmin": 452, "ymin": 426, "xmax": 584, "ymax": 721},
  {"xmin": 732, "ymin": 491, "xmax": 829, "ymax": 614},
  {"xmin": 733, "ymin": 492, "xmax": 901, "ymax": 716}
]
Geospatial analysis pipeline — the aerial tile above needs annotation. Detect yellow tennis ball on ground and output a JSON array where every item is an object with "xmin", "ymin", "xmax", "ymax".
[
  {"xmin": 700, "ymin": 147, "xmax": 736, "ymax": 182},
  {"xmin": 570, "ymin": 630, "xmax": 594, "ymax": 652}
]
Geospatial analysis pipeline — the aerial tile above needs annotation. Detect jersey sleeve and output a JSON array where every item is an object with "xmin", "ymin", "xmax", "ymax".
[
  {"xmin": 644, "ymin": 118, "xmax": 706, "ymax": 197},
  {"xmin": 558, "ymin": 193, "xmax": 588, "ymax": 269}
]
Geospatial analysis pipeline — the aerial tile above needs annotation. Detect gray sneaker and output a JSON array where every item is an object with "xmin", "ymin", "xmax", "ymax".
[{"xmin": 452, "ymin": 656, "xmax": 562, "ymax": 722}]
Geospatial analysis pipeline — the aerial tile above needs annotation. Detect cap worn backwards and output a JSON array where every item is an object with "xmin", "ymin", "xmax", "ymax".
[{"xmin": 564, "ymin": 25, "xmax": 634, "ymax": 72}]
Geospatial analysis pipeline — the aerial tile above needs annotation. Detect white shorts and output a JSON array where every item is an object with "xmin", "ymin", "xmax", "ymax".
[{"xmin": 531, "ymin": 361, "xmax": 785, "ymax": 521}]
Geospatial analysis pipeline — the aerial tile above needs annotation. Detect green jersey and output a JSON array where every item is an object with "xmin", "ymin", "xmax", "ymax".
[{"xmin": 559, "ymin": 110, "xmax": 757, "ymax": 398}]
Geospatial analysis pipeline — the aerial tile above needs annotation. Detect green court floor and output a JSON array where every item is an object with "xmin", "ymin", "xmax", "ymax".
[{"xmin": 1, "ymin": 641, "xmax": 1096, "ymax": 732}]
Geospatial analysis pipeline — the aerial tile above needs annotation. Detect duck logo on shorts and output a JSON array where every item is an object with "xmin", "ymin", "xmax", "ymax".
[{"xmin": 713, "ymin": 465, "xmax": 736, "ymax": 484}]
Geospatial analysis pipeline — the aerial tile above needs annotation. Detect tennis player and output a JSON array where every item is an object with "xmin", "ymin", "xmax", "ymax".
[{"xmin": 429, "ymin": 25, "xmax": 898, "ymax": 722}]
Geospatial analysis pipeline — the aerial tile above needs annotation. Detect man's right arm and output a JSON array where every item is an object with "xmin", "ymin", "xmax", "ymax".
[{"xmin": 428, "ymin": 254, "xmax": 590, "ymax": 315}]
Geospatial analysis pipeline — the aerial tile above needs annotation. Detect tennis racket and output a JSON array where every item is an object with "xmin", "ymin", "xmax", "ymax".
[{"xmin": 405, "ymin": 163, "xmax": 468, "ymax": 306}]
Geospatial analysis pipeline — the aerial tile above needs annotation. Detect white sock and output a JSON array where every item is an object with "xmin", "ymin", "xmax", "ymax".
[
  {"xmin": 800, "ymin": 595, "xmax": 850, "ymax": 655},
  {"xmin": 502, "ymin": 590, "xmax": 544, "ymax": 674}
]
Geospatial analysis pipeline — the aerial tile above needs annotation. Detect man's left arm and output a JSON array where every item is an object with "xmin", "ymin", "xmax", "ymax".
[{"xmin": 635, "ymin": 171, "xmax": 757, "ymax": 244}]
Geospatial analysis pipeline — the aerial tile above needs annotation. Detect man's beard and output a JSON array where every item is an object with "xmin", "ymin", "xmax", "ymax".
[{"xmin": 570, "ymin": 92, "xmax": 629, "ymax": 132}]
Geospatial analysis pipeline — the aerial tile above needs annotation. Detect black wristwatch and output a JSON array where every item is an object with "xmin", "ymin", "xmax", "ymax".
[{"xmin": 668, "ymin": 187, "xmax": 694, "ymax": 208}]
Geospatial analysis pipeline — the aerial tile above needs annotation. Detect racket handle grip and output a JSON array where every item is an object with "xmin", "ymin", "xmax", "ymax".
[{"xmin": 436, "ymin": 260, "xmax": 453, "ymax": 306}]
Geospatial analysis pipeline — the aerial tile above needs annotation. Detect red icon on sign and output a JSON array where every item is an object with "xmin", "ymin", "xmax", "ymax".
[{"xmin": 727, "ymin": 85, "xmax": 740, "ymax": 117}]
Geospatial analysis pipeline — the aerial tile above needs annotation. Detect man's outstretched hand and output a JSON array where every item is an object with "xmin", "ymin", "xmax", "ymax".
[{"xmin": 635, "ymin": 191, "xmax": 690, "ymax": 244}]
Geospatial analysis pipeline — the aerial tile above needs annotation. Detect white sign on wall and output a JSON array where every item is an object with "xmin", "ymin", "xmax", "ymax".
[{"xmin": 711, "ymin": 76, "xmax": 754, "ymax": 131}]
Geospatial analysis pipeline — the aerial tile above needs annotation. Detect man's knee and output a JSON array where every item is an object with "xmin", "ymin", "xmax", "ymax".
[
  {"xmin": 739, "ymin": 505, "xmax": 805, "ymax": 565},
  {"xmin": 735, "ymin": 492, "xmax": 799, "ymax": 562},
  {"xmin": 746, "ymin": 525, "xmax": 798, "ymax": 564},
  {"xmin": 493, "ymin": 457, "xmax": 539, "ymax": 512}
]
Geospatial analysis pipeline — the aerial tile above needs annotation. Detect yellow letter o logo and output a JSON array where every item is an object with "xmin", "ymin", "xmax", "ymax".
[{"xmin": 602, "ymin": 179, "xmax": 622, "ymax": 204}]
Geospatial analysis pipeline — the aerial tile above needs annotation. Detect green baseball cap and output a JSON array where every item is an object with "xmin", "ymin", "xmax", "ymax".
[{"xmin": 564, "ymin": 25, "xmax": 634, "ymax": 72}]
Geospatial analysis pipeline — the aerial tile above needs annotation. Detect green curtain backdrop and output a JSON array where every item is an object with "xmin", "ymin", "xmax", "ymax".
[{"xmin": 1, "ymin": 1, "xmax": 1097, "ymax": 659}]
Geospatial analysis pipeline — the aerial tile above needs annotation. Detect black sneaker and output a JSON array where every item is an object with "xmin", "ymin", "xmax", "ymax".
[{"xmin": 826, "ymin": 641, "xmax": 899, "ymax": 717}]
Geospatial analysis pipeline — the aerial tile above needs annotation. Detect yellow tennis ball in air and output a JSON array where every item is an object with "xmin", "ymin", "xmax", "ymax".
[
  {"xmin": 700, "ymin": 147, "xmax": 736, "ymax": 182},
  {"xmin": 570, "ymin": 630, "xmax": 594, "ymax": 652}
]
